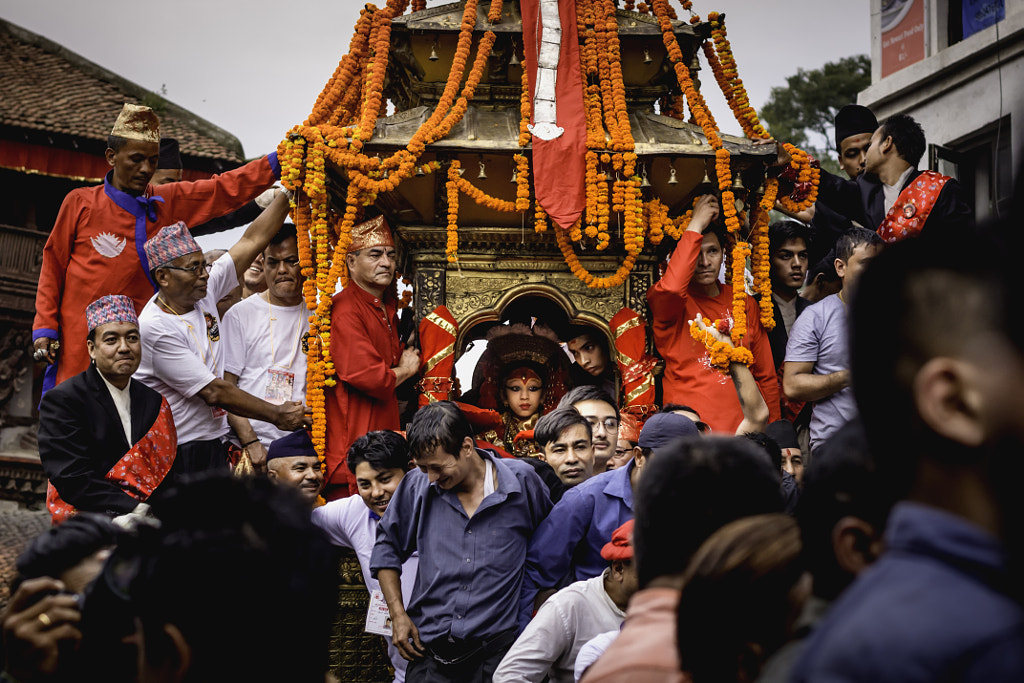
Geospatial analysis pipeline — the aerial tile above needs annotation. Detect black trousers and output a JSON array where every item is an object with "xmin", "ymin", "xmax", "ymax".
[
  {"xmin": 169, "ymin": 439, "xmax": 229, "ymax": 485},
  {"xmin": 406, "ymin": 630, "xmax": 517, "ymax": 683}
]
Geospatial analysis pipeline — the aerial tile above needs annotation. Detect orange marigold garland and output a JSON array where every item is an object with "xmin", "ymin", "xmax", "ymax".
[
  {"xmin": 751, "ymin": 178, "xmax": 780, "ymax": 330},
  {"xmin": 689, "ymin": 316, "xmax": 754, "ymax": 373},
  {"xmin": 446, "ymin": 161, "xmax": 461, "ymax": 263}
]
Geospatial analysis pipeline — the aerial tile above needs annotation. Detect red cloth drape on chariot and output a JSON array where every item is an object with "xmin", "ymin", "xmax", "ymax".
[{"xmin": 611, "ymin": 308, "xmax": 658, "ymax": 423}]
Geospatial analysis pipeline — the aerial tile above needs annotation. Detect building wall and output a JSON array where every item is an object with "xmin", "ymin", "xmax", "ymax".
[{"xmin": 861, "ymin": 0, "xmax": 1021, "ymax": 221}]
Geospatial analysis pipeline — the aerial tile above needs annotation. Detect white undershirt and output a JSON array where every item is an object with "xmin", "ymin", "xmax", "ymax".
[
  {"xmin": 98, "ymin": 371, "xmax": 132, "ymax": 444},
  {"xmin": 883, "ymin": 166, "xmax": 916, "ymax": 216},
  {"xmin": 483, "ymin": 456, "xmax": 495, "ymax": 498}
]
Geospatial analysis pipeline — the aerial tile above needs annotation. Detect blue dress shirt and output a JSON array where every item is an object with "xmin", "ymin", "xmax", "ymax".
[
  {"xmin": 518, "ymin": 459, "xmax": 635, "ymax": 629},
  {"xmin": 791, "ymin": 501, "xmax": 1024, "ymax": 682},
  {"xmin": 370, "ymin": 449, "xmax": 552, "ymax": 643}
]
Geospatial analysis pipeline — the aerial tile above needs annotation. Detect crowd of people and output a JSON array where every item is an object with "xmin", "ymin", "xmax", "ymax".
[{"xmin": 1, "ymin": 98, "xmax": 1022, "ymax": 683}]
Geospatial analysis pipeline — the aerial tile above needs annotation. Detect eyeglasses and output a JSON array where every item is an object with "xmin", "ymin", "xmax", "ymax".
[
  {"xmin": 584, "ymin": 416, "xmax": 620, "ymax": 431},
  {"xmin": 162, "ymin": 262, "xmax": 212, "ymax": 277},
  {"xmin": 614, "ymin": 447, "xmax": 633, "ymax": 457}
]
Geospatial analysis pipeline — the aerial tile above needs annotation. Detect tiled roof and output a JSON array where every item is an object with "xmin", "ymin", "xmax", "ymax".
[{"xmin": 0, "ymin": 19, "xmax": 245, "ymax": 163}]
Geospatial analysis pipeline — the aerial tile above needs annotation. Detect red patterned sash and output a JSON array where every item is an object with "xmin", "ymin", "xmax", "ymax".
[
  {"xmin": 47, "ymin": 397, "xmax": 178, "ymax": 524},
  {"xmin": 877, "ymin": 170, "xmax": 950, "ymax": 243}
]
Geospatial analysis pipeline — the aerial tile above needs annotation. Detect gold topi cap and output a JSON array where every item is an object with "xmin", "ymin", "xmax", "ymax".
[
  {"xmin": 110, "ymin": 104, "xmax": 160, "ymax": 143},
  {"xmin": 348, "ymin": 215, "xmax": 394, "ymax": 253}
]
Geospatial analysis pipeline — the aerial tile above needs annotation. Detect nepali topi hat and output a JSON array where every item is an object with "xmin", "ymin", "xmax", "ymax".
[
  {"xmin": 618, "ymin": 413, "xmax": 641, "ymax": 444},
  {"xmin": 348, "ymin": 215, "xmax": 394, "ymax": 253},
  {"xmin": 267, "ymin": 429, "xmax": 317, "ymax": 462},
  {"xmin": 86, "ymin": 295, "xmax": 138, "ymax": 332},
  {"xmin": 834, "ymin": 104, "xmax": 878, "ymax": 150},
  {"xmin": 601, "ymin": 519, "xmax": 634, "ymax": 562},
  {"xmin": 159, "ymin": 138, "xmax": 182, "ymax": 170},
  {"xmin": 145, "ymin": 221, "xmax": 202, "ymax": 271},
  {"xmin": 110, "ymin": 104, "xmax": 160, "ymax": 143}
]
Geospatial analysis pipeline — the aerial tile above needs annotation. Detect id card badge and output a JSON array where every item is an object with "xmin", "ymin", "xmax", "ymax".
[
  {"xmin": 264, "ymin": 369, "xmax": 295, "ymax": 405},
  {"xmin": 364, "ymin": 589, "xmax": 393, "ymax": 636}
]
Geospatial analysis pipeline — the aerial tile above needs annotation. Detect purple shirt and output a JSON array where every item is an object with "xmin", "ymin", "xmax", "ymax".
[{"xmin": 785, "ymin": 293, "xmax": 856, "ymax": 451}]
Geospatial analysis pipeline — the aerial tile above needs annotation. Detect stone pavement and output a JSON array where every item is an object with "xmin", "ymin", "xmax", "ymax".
[{"xmin": 0, "ymin": 501, "xmax": 50, "ymax": 612}]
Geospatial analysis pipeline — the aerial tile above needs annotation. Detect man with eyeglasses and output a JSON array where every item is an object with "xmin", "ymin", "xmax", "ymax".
[
  {"xmin": 220, "ymin": 223, "xmax": 308, "ymax": 471},
  {"xmin": 558, "ymin": 386, "xmax": 620, "ymax": 471},
  {"xmin": 519, "ymin": 387, "xmax": 638, "ymax": 630},
  {"xmin": 134, "ymin": 195, "xmax": 310, "ymax": 480}
]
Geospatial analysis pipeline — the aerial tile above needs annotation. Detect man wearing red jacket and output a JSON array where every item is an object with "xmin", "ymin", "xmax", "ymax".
[
  {"xmin": 324, "ymin": 216, "xmax": 420, "ymax": 500},
  {"xmin": 32, "ymin": 103, "xmax": 281, "ymax": 391},
  {"xmin": 648, "ymin": 195, "xmax": 781, "ymax": 433}
]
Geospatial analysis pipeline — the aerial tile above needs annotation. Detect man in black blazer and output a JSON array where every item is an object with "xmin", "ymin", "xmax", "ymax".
[
  {"xmin": 816, "ymin": 113, "xmax": 973, "ymax": 238},
  {"xmin": 766, "ymin": 221, "xmax": 813, "ymax": 370},
  {"xmin": 39, "ymin": 295, "xmax": 176, "ymax": 522}
]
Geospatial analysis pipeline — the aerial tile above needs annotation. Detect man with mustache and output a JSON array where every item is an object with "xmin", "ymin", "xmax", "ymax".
[
  {"xmin": 134, "ymin": 200, "xmax": 309, "ymax": 479},
  {"xmin": 221, "ymin": 224, "xmax": 308, "ymax": 471},
  {"xmin": 324, "ymin": 216, "xmax": 421, "ymax": 500},
  {"xmin": 314, "ymin": 430, "xmax": 419, "ymax": 682},
  {"xmin": 266, "ymin": 429, "xmax": 324, "ymax": 506}
]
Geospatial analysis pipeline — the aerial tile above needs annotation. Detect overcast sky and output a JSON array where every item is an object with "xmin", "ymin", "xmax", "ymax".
[{"xmin": 4, "ymin": 0, "xmax": 870, "ymax": 159}]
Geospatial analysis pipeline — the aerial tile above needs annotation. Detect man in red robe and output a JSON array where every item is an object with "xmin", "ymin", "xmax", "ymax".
[
  {"xmin": 324, "ymin": 216, "xmax": 420, "ymax": 500},
  {"xmin": 32, "ymin": 103, "xmax": 281, "ymax": 391},
  {"xmin": 648, "ymin": 195, "xmax": 781, "ymax": 433}
]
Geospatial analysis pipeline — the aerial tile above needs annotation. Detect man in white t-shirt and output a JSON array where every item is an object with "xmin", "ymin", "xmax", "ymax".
[
  {"xmin": 312, "ymin": 429, "xmax": 419, "ymax": 682},
  {"xmin": 135, "ymin": 192, "xmax": 309, "ymax": 478},
  {"xmin": 494, "ymin": 520, "xmax": 637, "ymax": 683},
  {"xmin": 221, "ymin": 223, "xmax": 307, "ymax": 471}
]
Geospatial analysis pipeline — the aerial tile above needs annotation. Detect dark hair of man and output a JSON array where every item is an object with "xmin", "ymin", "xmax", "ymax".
[
  {"xmin": 535, "ymin": 407, "xmax": 593, "ymax": 448},
  {"xmin": 347, "ymin": 429, "xmax": 410, "ymax": 474},
  {"xmin": 633, "ymin": 436, "xmax": 784, "ymax": 589},
  {"xmin": 676, "ymin": 514, "xmax": 804, "ymax": 683},
  {"xmin": 743, "ymin": 431, "xmax": 783, "ymax": 473},
  {"xmin": 878, "ymin": 113, "xmax": 927, "ymax": 168},
  {"xmin": 16, "ymin": 513, "xmax": 118, "ymax": 585},
  {"xmin": 126, "ymin": 473, "xmax": 336, "ymax": 682},
  {"xmin": 660, "ymin": 403, "xmax": 701, "ymax": 418},
  {"xmin": 835, "ymin": 226, "xmax": 883, "ymax": 264},
  {"xmin": 768, "ymin": 220, "xmax": 811, "ymax": 256},
  {"xmin": 107, "ymin": 135, "xmax": 129, "ymax": 153},
  {"xmin": 406, "ymin": 400, "xmax": 475, "ymax": 460},
  {"xmin": 850, "ymin": 227, "xmax": 1007, "ymax": 498},
  {"xmin": 557, "ymin": 385, "xmax": 619, "ymax": 419},
  {"xmin": 806, "ymin": 253, "xmax": 840, "ymax": 285},
  {"xmin": 268, "ymin": 222, "xmax": 298, "ymax": 248},
  {"xmin": 796, "ymin": 419, "xmax": 893, "ymax": 601},
  {"xmin": 701, "ymin": 222, "xmax": 730, "ymax": 255}
]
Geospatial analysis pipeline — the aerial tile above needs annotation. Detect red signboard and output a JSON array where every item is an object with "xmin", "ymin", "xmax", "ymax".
[{"xmin": 881, "ymin": 0, "xmax": 927, "ymax": 78}]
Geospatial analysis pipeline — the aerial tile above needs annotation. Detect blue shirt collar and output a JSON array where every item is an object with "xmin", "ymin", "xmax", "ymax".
[
  {"xmin": 103, "ymin": 171, "xmax": 164, "ymax": 221},
  {"xmin": 603, "ymin": 457, "xmax": 635, "ymax": 508}
]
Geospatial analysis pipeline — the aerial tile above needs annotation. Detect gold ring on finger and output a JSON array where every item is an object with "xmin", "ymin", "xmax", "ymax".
[{"xmin": 38, "ymin": 612, "xmax": 52, "ymax": 627}]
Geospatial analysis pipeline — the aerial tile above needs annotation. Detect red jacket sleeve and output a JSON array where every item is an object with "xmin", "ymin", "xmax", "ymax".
[
  {"xmin": 647, "ymin": 231, "xmax": 702, "ymax": 326},
  {"xmin": 33, "ymin": 192, "xmax": 86, "ymax": 337},
  {"xmin": 156, "ymin": 154, "xmax": 279, "ymax": 230}
]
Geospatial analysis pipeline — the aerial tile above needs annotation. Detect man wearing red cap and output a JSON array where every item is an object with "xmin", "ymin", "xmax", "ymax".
[
  {"xmin": 38, "ymin": 294, "xmax": 177, "ymax": 523},
  {"xmin": 324, "ymin": 215, "xmax": 420, "ymax": 500},
  {"xmin": 33, "ymin": 103, "xmax": 282, "ymax": 392},
  {"xmin": 495, "ymin": 520, "xmax": 638, "ymax": 683}
]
